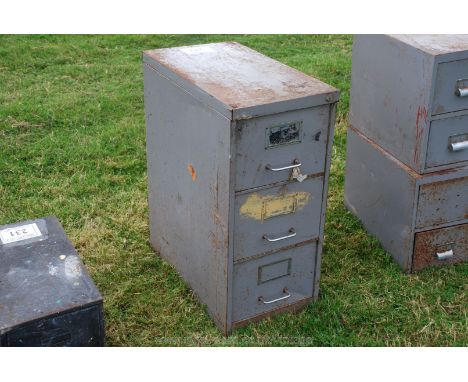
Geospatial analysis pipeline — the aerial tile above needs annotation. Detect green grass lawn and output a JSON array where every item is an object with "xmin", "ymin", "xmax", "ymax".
[{"xmin": 0, "ymin": 35, "xmax": 466, "ymax": 346}]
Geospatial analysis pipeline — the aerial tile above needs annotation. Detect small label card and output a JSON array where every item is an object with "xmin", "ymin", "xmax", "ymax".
[{"xmin": 0, "ymin": 223, "xmax": 42, "ymax": 244}]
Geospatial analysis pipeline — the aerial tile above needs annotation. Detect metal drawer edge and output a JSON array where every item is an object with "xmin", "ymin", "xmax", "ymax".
[{"xmin": 233, "ymin": 238, "xmax": 319, "ymax": 265}]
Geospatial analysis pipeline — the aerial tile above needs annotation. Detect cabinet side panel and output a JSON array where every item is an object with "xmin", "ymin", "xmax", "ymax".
[
  {"xmin": 344, "ymin": 128, "xmax": 416, "ymax": 271},
  {"xmin": 314, "ymin": 102, "xmax": 337, "ymax": 300},
  {"xmin": 349, "ymin": 35, "xmax": 434, "ymax": 172},
  {"xmin": 144, "ymin": 64, "xmax": 231, "ymax": 331}
]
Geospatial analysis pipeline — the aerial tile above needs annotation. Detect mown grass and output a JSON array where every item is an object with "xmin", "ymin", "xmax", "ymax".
[{"xmin": 0, "ymin": 35, "xmax": 466, "ymax": 346}]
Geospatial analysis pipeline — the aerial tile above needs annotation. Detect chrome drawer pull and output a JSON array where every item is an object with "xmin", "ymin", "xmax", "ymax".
[
  {"xmin": 259, "ymin": 288, "xmax": 291, "ymax": 304},
  {"xmin": 263, "ymin": 228, "xmax": 296, "ymax": 242},
  {"xmin": 436, "ymin": 249, "xmax": 454, "ymax": 261},
  {"xmin": 265, "ymin": 160, "xmax": 301, "ymax": 172},
  {"xmin": 455, "ymin": 87, "xmax": 468, "ymax": 97},
  {"xmin": 450, "ymin": 140, "xmax": 468, "ymax": 152}
]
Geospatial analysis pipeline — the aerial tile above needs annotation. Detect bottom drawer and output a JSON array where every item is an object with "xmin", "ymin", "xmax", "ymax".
[
  {"xmin": 413, "ymin": 223, "xmax": 468, "ymax": 271},
  {"xmin": 232, "ymin": 243, "xmax": 317, "ymax": 323}
]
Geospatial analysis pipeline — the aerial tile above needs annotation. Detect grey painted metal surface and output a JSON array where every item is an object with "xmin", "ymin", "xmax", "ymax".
[
  {"xmin": 235, "ymin": 105, "xmax": 329, "ymax": 191},
  {"xmin": 0, "ymin": 216, "xmax": 104, "ymax": 346},
  {"xmin": 433, "ymin": 59, "xmax": 468, "ymax": 114},
  {"xmin": 143, "ymin": 42, "xmax": 338, "ymax": 120},
  {"xmin": 234, "ymin": 177, "xmax": 323, "ymax": 262},
  {"xmin": 144, "ymin": 63, "xmax": 232, "ymax": 333},
  {"xmin": 426, "ymin": 114, "xmax": 468, "ymax": 168},
  {"xmin": 416, "ymin": 176, "xmax": 468, "ymax": 228},
  {"xmin": 391, "ymin": 35, "xmax": 468, "ymax": 56},
  {"xmin": 347, "ymin": 34, "xmax": 468, "ymax": 272},
  {"xmin": 345, "ymin": 128, "xmax": 419, "ymax": 270},
  {"xmin": 350, "ymin": 35, "xmax": 468, "ymax": 174},
  {"xmin": 345, "ymin": 128, "xmax": 468, "ymax": 272},
  {"xmin": 143, "ymin": 42, "xmax": 338, "ymax": 333},
  {"xmin": 232, "ymin": 243, "xmax": 316, "ymax": 323}
]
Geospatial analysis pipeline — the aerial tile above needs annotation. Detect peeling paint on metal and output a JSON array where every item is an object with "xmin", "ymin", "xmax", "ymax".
[
  {"xmin": 239, "ymin": 191, "xmax": 310, "ymax": 221},
  {"xmin": 64, "ymin": 256, "xmax": 82, "ymax": 279},
  {"xmin": 48, "ymin": 264, "xmax": 58, "ymax": 276}
]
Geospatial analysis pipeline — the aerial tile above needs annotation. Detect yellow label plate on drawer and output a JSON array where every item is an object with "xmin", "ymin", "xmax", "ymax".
[{"xmin": 240, "ymin": 191, "xmax": 310, "ymax": 221}]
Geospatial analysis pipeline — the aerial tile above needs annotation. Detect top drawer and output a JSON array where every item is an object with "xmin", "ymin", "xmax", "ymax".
[
  {"xmin": 235, "ymin": 105, "xmax": 330, "ymax": 191},
  {"xmin": 432, "ymin": 59, "xmax": 468, "ymax": 115}
]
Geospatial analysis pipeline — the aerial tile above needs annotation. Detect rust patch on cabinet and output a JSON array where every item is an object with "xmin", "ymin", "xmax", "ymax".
[
  {"xmin": 209, "ymin": 170, "xmax": 228, "ymax": 252},
  {"xmin": 187, "ymin": 163, "xmax": 197, "ymax": 181},
  {"xmin": 425, "ymin": 167, "xmax": 458, "ymax": 177},
  {"xmin": 421, "ymin": 176, "xmax": 466, "ymax": 191},
  {"xmin": 413, "ymin": 224, "xmax": 468, "ymax": 271},
  {"xmin": 413, "ymin": 106, "xmax": 427, "ymax": 165},
  {"xmin": 209, "ymin": 231, "xmax": 221, "ymax": 252}
]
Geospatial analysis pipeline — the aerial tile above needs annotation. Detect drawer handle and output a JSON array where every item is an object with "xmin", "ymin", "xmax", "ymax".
[
  {"xmin": 455, "ymin": 79, "xmax": 468, "ymax": 97},
  {"xmin": 449, "ymin": 140, "xmax": 468, "ymax": 152},
  {"xmin": 265, "ymin": 160, "xmax": 301, "ymax": 172},
  {"xmin": 455, "ymin": 87, "xmax": 468, "ymax": 97},
  {"xmin": 263, "ymin": 228, "xmax": 296, "ymax": 242},
  {"xmin": 259, "ymin": 288, "xmax": 291, "ymax": 304},
  {"xmin": 436, "ymin": 249, "xmax": 454, "ymax": 261}
]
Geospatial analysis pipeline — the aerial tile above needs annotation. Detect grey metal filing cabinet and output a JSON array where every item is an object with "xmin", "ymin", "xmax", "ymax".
[
  {"xmin": 345, "ymin": 35, "xmax": 468, "ymax": 272},
  {"xmin": 143, "ymin": 42, "xmax": 339, "ymax": 334}
]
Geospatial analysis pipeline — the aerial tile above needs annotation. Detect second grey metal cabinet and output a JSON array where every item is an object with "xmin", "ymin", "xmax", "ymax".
[
  {"xmin": 346, "ymin": 127, "xmax": 468, "ymax": 272},
  {"xmin": 346, "ymin": 35, "xmax": 468, "ymax": 272},
  {"xmin": 143, "ymin": 42, "xmax": 339, "ymax": 333},
  {"xmin": 350, "ymin": 35, "xmax": 468, "ymax": 174}
]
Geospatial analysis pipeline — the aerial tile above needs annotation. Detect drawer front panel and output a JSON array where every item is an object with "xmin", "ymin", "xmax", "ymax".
[
  {"xmin": 432, "ymin": 59, "xmax": 468, "ymax": 115},
  {"xmin": 232, "ymin": 243, "xmax": 316, "ymax": 323},
  {"xmin": 234, "ymin": 177, "xmax": 323, "ymax": 262},
  {"xmin": 416, "ymin": 176, "xmax": 468, "ymax": 228},
  {"xmin": 426, "ymin": 114, "xmax": 468, "ymax": 169},
  {"xmin": 235, "ymin": 105, "xmax": 329, "ymax": 191},
  {"xmin": 413, "ymin": 223, "xmax": 468, "ymax": 271}
]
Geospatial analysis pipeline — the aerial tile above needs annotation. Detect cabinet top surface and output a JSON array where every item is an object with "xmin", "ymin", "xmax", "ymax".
[
  {"xmin": 144, "ymin": 42, "xmax": 337, "ymax": 109},
  {"xmin": 0, "ymin": 216, "xmax": 102, "ymax": 332},
  {"xmin": 390, "ymin": 34, "xmax": 468, "ymax": 55}
]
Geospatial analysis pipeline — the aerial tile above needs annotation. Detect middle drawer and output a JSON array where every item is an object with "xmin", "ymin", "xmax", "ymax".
[{"xmin": 234, "ymin": 177, "xmax": 324, "ymax": 262}]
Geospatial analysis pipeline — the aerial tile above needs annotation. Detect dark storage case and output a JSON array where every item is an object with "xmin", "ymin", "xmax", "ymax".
[{"xmin": 0, "ymin": 216, "xmax": 104, "ymax": 346}]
